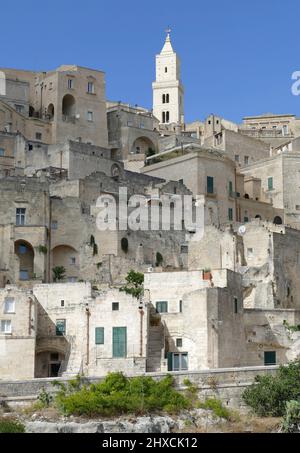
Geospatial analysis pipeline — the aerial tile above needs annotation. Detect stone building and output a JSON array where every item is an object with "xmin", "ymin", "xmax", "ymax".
[
  {"xmin": 0, "ymin": 282, "xmax": 149, "ymax": 379},
  {"xmin": 0, "ymin": 65, "xmax": 108, "ymax": 147}
]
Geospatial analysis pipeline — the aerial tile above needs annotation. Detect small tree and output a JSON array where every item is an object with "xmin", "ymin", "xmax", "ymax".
[
  {"xmin": 52, "ymin": 266, "xmax": 66, "ymax": 282},
  {"xmin": 120, "ymin": 270, "xmax": 144, "ymax": 299}
]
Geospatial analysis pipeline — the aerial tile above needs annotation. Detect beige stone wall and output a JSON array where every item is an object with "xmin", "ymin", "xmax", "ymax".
[{"xmin": 0, "ymin": 287, "xmax": 36, "ymax": 380}]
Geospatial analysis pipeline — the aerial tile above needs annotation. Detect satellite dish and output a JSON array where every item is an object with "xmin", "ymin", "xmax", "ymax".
[{"xmin": 238, "ymin": 225, "xmax": 246, "ymax": 236}]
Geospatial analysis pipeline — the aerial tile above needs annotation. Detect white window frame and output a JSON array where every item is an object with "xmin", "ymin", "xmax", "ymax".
[
  {"xmin": 87, "ymin": 82, "xmax": 95, "ymax": 94},
  {"xmin": 16, "ymin": 208, "xmax": 26, "ymax": 226},
  {"xmin": 4, "ymin": 298, "xmax": 15, "ymax": 314},
  {"xmin": 87, "ymin": 111, "xmax": 94, "ymax": 122},
  {"xmin": 0, "ymin": 319, "xmax": 12, "ymax": 334}
]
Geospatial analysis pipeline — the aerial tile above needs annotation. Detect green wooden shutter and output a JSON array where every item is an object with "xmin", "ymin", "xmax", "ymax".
[
  {"xmin": 95, "ymin": 327, "xmax": 104, "ymax": 345},
  {"xmin": 167, "ymin": 352, "xmax": 173, "ymax": 371},
  {"xmin": 113, "ymin": 327, "xmax": 127, "ymax": 358},
  {"xmin": 229, "ymin": 181, "xmax": 233, "ymax": 196},
  {"xmin": 264, "ymin": 351, "xmax": 276, "ymax": 366},
  {"xmin": 207, "ymin": 176, "xmax": 214, "ymax": 194},
  {"xmin": 156, "ymin": 301, "xmax": 168, "ymax": 313},
  {"xmin": 268, "ymin": 177, "xmax": 273, "ymax": 191}
]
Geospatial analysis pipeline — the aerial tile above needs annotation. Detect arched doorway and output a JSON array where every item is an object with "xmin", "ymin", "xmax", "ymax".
[
  {"xmin": 62, "ymin": 94, "xmax": 76, "ymax": 118},
  {"xmin": 14, "ymin": 240, "xmax": 34, "ymax": 281},
  {"xmin": 47, "ymin": 103, "xmax": 55, "ymax": 120},
  {"xmin": 255, "ymin": 215, "xmax": 262, "ymax": 220},
  {"xmin": 274, "ymin": 216, "xmax": 283, "ymax": 225},
  {"xmin": 130, "ymin": 137, "xmax": 156, "ymax": 156},
  {"xmin": 35, "ymin": 350, "xmax": 66, "ymax": 378},
  {"xmin": 51, "ymin": 245, "xmax": 79, "ymax": 282}
]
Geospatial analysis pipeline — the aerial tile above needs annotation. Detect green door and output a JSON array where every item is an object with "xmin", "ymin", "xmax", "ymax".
[{"xmin": 113, "ymin": 327, "xmax": 127, "ymax": 358}]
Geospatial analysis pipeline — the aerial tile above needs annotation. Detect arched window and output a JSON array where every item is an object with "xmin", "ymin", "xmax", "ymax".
[
  {"xmin": 47, "ymin": 104, "xmax": 55, "ymax": 120},
  {"xmin": 162, "ymin": 112, "xmax": 166, "ymax": 123},
  {"xmin": 274, "ymin": 216, "xmax": 283, "ymax": 225},
  {"xmin": 162, "ymin": 94, "xmax": 166, "ymax": 104},
  {"xmin": 166, "ymin": 94, "xmax": 169, "ymax": 103},
  {"xmin": 166, "ymin": 111, "xmax": 170, "ymax": 123},
  {"xmin": 62, "ymin": 94, "xmax": 76, "ymax": 117}
]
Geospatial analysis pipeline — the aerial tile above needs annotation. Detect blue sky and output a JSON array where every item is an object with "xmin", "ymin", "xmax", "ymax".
[{"xmin": 1, "ymin": 0, "xmax": 299, "ymax": 123}]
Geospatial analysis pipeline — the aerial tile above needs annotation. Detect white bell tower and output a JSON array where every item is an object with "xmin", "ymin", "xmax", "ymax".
[{"xmin": 152, "ymin": 29, "xmax": 184, "ymax": 125}]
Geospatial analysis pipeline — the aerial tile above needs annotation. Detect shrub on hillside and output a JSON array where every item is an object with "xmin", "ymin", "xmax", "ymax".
[
  {"xmin": 282, "ymin": 400, "xmax": 300, "ymax": 433},
  {"xmin": 54, "ymin": 372, "xmax": 191, "ymax": 417},
  {"xmin": 243, "ymin": 360, "xmax": 300, "ymax": 417}
]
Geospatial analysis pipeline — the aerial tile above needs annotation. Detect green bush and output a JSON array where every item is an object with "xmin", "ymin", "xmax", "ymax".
[
  {"xmin": 197, "ymin": 398, "xmax": 231, "ymax": 420},
  {"xmin": 282, "ymin": 400, "xmax": 300, "ymax": 433},
  {"xmin": 0, "ymin": 417, "xmax": 25, "ymax": 433},
  {"xmin": 242, "ymin": 360, "xmax": 300, "ymax": 417},
  {"xmin": 54, "ymin": 372, "xmax": 191, "ymax": 417}
]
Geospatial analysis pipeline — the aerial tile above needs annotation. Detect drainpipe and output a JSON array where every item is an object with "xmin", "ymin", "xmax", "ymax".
[
  {"xmin": 139, "ymin": 301, "xmax": 144, "ymax": 357},
  {"xmin": 28, "ymin": 297, "xmax": 32, "ymax": 335},
  {"xmin": 86, "ymin": 306, "xmax": 90, "ymax": 366},
  {"xmin": 48, "ymin": 197, "xmax": 52, "ymax": 283}
]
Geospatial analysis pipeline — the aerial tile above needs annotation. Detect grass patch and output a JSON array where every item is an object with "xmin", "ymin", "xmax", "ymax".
[{"xmin": 0, "ymin": 417, "xmax": 25, "ymax": 433}]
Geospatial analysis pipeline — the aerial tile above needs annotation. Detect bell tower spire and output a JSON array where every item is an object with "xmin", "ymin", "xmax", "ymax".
[{"xmin": 152, "ymin": 29, "xmax": 184, "ymax": 125}]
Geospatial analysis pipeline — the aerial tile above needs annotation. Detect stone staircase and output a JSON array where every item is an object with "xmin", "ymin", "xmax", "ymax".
[{"xmin": 147, "ymin": 320, "xmax": 165, "ymax": 373}]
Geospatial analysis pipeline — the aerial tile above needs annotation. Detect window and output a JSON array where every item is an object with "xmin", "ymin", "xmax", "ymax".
[
  {"xmin": 60, "ymin": 300, "xmax": 64, "ymax": 307},
  {"xmin": 70, "ymin": 257, "xmax": 76, "ymax": 265},
  {"xmin": 50, "ymin": 353, "xmax": 59, "ymax": 361},
  {"xmin": 56, "ymin": 319, "xmax": 66, "ymax": 336},
  {"xmin": 112, "ymin": 302, "xmax": 119, "ymax": 311},
  {"xmin": 166, "ymin": 94, "xmax": 169, "ymax": 103},
  {"xmin": 234, "ymin": 297, "xmax": 238, "ymax": 314},
  {"xmin": 235, "ymin": 155, "xmax": 240, "ymax": 163},
  {"xmin": 162, "ymin": 94, "xmax": 166, "ymax": 104},
  {"xmin": 112, "ymin": 327, "xmax": 127, "ymax": 358},
  {"xmin": 156, "ymin": 301, "xmax": 168, "ymax": 313},
  {"xmin": 95, "ymin": 327, "xmax": 104, "ymax": 345},
  {"xmin": 244, "ymin": 156, "xmax": 249, "ymax": 165},
  {"xmin": 264, "ymin": 351, "xmax": 276, "ymax": 366},
  {"xmin": 4, "ymin": 298, "xmax": 15, "ymax": 314},
  {"xmin": 15, "ymin": 104, "xmax": 23, "ymax": 113},
  {"xmin": 176, "ymin": 338, "xmax": 183, "ymax": 348},
  {"xmin": 228, "ymin": 208, "xmax": 233, "ymax": 221},
  {"xmin": 167, "ymin": 352, "xmax": 188, "ymax": 371},
  {"xmin": 207, "ymin": 176, "xmax": 214, "ymax": 194},
  {"xmin": 16, "ymin": 208, "xmax": 26, "ymax": 225},
  {"xmin": 268, "ymin": 177, "xmax": 274, "ymax": 191},
  {"xmin": 87, "ymin": 81, "xmax": 94, "ymax": 93},
  {"xmin": 51, "ymin": 221, "xmax": 58, "ymax": 230},
  {"xmin": 166, "ymin": 111, "xmax": 170, "ymax": 123},
  {"xmin": 180, "ymin": 245, "xmax": 188, "ymax": 254},
  {"xmin": 87, "ymin": 111, "xmax": 94, "ymax": 122},
  {"xmin": 35, "ymin": 132, "xmax": 42, "ymax": 140},
  {"xmin": 229, "ymin": 181, "xmax": 233, "ymax": 196},
  {"xmin": 247, "ymin": 248, "xmax": 254, "ymax": 258},
  {"xmin": 165, "ymin": 67, "xmax": 168, "ymax": 73},
  {"xmin": 0, "ymin": 148, "xmax": 4, "ymax": 157},
  {"xmin": 0, "ymin": 320, "xmax": 11, "ymax": 334},
  {"xmin": 67, "ymin": 79, "xmax": 74, "ymax": 89},
  {"xmin": 179, "ymin": 300, "xmax": 183, "ymax": 313}
]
